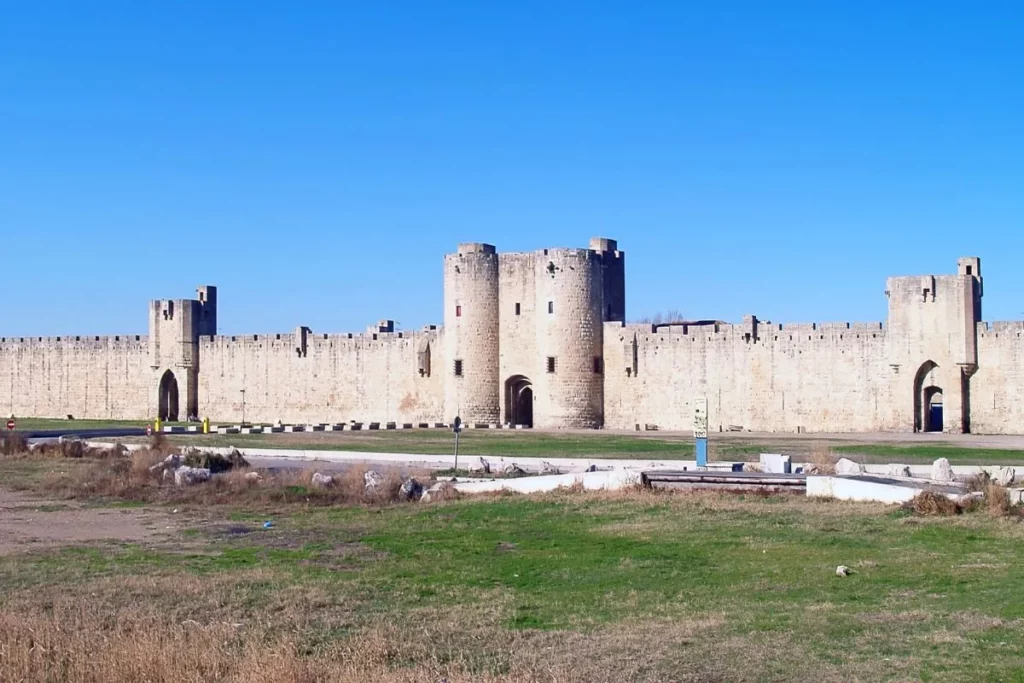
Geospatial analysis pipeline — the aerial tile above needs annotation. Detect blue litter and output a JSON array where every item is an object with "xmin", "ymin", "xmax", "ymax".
[{"xmin": 262, "ymin": 521, "xmax": 274, "ymax": 529}]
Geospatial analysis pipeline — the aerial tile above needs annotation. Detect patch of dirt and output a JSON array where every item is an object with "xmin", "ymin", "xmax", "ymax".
[{"xmin": 0, "ymin": 489, "xmax": 175, "ymax": 555}]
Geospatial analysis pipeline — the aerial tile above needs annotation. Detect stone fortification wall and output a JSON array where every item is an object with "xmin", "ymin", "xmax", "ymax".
[
  {"xmin": 0, "ymin": 335, "xmax": 150, "ymax": 419},
  {"xmin": 969, "ymin": 321, "xmax": 1024, "ymax": 434},
  {"xmin": 603, "ymin": 320, "xmax": 893, "ymax": 433},
  {"xmin": 198, "ymin": 327, "xmax": 444, "ymax": 424}
]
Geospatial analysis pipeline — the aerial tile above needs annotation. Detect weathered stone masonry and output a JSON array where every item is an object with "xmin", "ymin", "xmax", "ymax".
[{"xmin": 1, "ymin": 240, "xmax": 1022, "ymax": 433}]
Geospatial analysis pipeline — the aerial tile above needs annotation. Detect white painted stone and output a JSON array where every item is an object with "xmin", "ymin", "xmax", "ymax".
[
  {"xmin": 835, "ymin": 458, "xmax": 865, "ymax": 475},
  {"xmin": 310, "ymin": 472, "xmax": 334, "ymax": 488},
  {"xmin": 994, "ymin": 466, "xmax": 1016, "ymax": 487},
  {"xmin": 931, "ymin": 458, "xmax": 955, "ymax": 482},
  {"xmin": 887, "ymin": 464, "xmax": 912, "ymax": 478}
]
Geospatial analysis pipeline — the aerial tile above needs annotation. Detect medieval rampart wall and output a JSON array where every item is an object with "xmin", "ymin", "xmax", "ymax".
[
  {"xmin": 603, "ymin": 321, "xmax": 893, "ymax": 433},
  {"xmin": 197, "ymin": 328, "xmax": 444, "ymax": 424},
  {"xmin": 0, "ymin": 335, "xmax": 150, "ymax": 419},
  {"xmin": 969, "ymin": 321, "xmax": 1024, "ymax": 434}
]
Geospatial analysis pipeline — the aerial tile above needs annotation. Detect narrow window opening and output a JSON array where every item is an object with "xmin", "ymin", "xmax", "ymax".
[
  {"xmin": 548, "ymin": 301, "xmax": 554, "ymax": 314},
  {"xmin": 593, "ymin": 356, "xmax": 603, "ymax": 374},
  {"xmin": 455, "ymin": 305, "xmax": 462, "ymax": 317},
  {"xmin": 546, "ymin": 356, "xmax": 556, "ymax": 373},
  {"xmin": 454, "ymin": 359, "xmax": 463, "ymax": 377},
  {"xmin": 966, "ymin": 265, "xmax": 973, "ymax": 275},
  {"xmin": 515, "ymin": 302, "xmax": 521, "ymax": 315}
]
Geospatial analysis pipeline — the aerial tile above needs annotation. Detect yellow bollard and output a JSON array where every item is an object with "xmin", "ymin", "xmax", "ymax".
[
  {"xmin": 203, "ymin": 417, "xmax": 210, "ymax": 434},
  {"xmin": 154, "ymin": 418, "xmax": 162, "ymax": 434}
]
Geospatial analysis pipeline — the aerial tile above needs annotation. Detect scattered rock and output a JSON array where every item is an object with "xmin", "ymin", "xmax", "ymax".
[
  {"xmin": 539, "ymin": 461, "xmax": 560, "ymax": 475},
  {"xmin": 364, "ymin": 470, "xmax": 384, "ymax": 490},
  {"xmin": 742, "ymin": 462, "xmax": 763, "ymax": 473},
  {"xmin": 311, "ymin": 472, "xmax": 335, "ymax": 488},
  {"xmin": 400, "ymin": 478, "xmax": 424, "ymax": 501},
  {"xmin": 993, "ymin": 466, "xmax": 1016, "ymax": 487},
  {"xmin": 174, "ymin": 466, "xmax": 211, "ymax": 486},
  {"xmin": 155, "ymin": 453, "xmax": 184, "ymax": 473},
  {"xmin": 244, "ymin": 471, "xmax": 263, "ymax": 482},
  {"xmin": 502, "ymin": 463, "xmax": 527, "ymax": 477},
  {"xmin": 931, "ymin": 458, "xmax": 955, "ymax": 483},
  {"xmin": 836, "ymin": 565, "xmax": 850, "ymax": 577},
  {"xmin": 496, "ymin": 541, "xmax": 518, "ymax": 553},
  {"xmin": 420, "ymin": 480, "xmax": 458, "ymax": 503},
  {"xmin": 887, "ymin": 464, "xmax": 912, "ymax": 478},
  {"xmin": 835, "ymin": 458, "xmax": 865, "ymax": 475}
]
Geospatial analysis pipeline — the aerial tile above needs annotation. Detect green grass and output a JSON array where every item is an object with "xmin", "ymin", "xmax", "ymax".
[
  {"xmin": 834, "ymin": 443, "xmax": 1024, "ymax": 465},
  {"xmin": 162, "ymin": 430, "xmax": 704, "ymax": 459},
  {"xmin": 10, "ymin": 418, "xmax": 153, "ymax": 431},
  {"xmin": 3, "ymin": 492, "xmax": 1024, "ymax": 680}
]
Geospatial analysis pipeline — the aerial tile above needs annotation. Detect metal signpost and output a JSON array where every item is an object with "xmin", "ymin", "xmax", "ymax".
[
  {"xmin": 452, "ymin": 416, "xmax": 463, "ymax": 471},
  {"xmin": 694, "ymin": 397, "xmax": 708, "ymax": 469}
]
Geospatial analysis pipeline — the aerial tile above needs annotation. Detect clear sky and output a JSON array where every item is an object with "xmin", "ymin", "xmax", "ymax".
[{"xmin": 2, "ymin": 2, "xmax": 1022, "ymax": 336}]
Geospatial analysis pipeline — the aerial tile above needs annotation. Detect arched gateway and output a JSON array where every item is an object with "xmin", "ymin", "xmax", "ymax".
[
  {"xmin": 504, "ymin": 375, "xmax": 533, "ymax": 427},
  {"xmin": 158, "ymin": 370, "xmax": 179, "ymax": 422}
]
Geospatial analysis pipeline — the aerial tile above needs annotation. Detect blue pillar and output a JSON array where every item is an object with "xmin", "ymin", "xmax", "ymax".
[{"xmin": 696, "ymin": 437, "xmax": 708, "ymax": 468}]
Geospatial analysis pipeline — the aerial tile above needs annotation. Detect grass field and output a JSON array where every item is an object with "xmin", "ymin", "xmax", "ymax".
[
  {"xmin": 140, "ymin": 429, "xmax": 1024, "ymax": 465},
  {"xmin": 2, "ymin": 452, "xmax": 1024, "ymax": 681}
]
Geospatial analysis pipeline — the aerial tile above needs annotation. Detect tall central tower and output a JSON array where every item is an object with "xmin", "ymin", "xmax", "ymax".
[{"xmin": 443, "ymin": 243, "xmax": 500, "ymax": 423}]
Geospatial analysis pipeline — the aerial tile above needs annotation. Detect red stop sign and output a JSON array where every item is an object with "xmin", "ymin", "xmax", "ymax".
[{"xmin": 6, "ymin": 419, "xmax": 14, "ymax": 431}]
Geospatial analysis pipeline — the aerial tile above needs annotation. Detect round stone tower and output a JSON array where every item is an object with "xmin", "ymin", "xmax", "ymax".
[
  {"xmin": 444, "ymin": 243, "xmax": 500, "ymax": 424},
  {"xmin": 533, "ymin": 248, "xmax": 605, "ymax": 428}
]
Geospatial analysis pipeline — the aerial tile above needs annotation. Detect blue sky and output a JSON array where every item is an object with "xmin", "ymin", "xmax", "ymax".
[{"xmin": 2, "ymin": 2, "xmax": 1022, "ymax": 335}]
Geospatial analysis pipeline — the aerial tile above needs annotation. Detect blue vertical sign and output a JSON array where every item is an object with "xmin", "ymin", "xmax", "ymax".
[{"xmin": 694, "ymin": 397, "xmax": 708, "ymax": 469}]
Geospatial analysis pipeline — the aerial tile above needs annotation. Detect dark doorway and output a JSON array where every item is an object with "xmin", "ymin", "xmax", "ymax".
[
  {"xmin": 159, "ymin": 370, "xmax": 179, "ymax": 422},
  {"xmin": 504, "ymin": 375, "xmax": 533, "ymax": 427},
  {"xmin": 913, "ymin": 361, "xmax": 940, "ymax": 433},
  {"xmin": 925, "ymin": 387, "xmax": 943, "ymax": 433}
]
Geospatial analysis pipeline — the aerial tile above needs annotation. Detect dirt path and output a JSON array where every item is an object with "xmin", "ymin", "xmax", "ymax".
[{"xmin": 0, "ymin": 489, "xmax": 175, "ymax": 555}]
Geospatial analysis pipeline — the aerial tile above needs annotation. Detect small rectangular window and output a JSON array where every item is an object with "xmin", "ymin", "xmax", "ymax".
[
  {"xmin": 454, "ymin": 359, "xmax": 463, "ymax": 376},
  {"xmin": 456, "ymin": 305, "xmax": 462, "ymax": 317},
  {"xmin": 967, "ymin": 266, "xmax": 973, "ymax": 275},
  {"xmin": 593, "ymin": 356, "xmax": 603, "ymax": 374},
  {"xmin": 548, "ymin": 301, "xmax": 554, "ymax": 314},
  {"xmin": 515, "ymin": 302, "xmax": 521, "ymax": 315},
  {"xmin": 546, "ymin": 356, "xmax": 556, "ymax": 373}
]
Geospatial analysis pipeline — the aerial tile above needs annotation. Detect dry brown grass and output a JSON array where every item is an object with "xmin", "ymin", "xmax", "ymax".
[
  {"xmin": 808, "ymin": 445, "xmax": 836, "ymax": 474},
  {"xmin": 983, "ymin": 484, "xmax": 1013, "ymax": 517},
  {"xmin": 30, "ymin": 448, "xmax": 424, "ymax": 508},
  {"xmin": 903, "ymin": 490, "xmax": 962, "ymax": 516},
  {"xmin": 0, "ymin": 579, "xmax": 727, "ymax": 683}
]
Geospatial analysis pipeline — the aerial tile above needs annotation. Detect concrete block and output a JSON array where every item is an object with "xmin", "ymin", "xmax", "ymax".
[
  {"xmin": 759, "ymin": 453, "xmax": 791, "ymax": 474},
  {"xmin": 267, "ymin": 425, "xmax": 284, "ymax": 433},
  {"xmin": 385, "ymin": 422, "xmax": 397, "ymax": 430},
  {"xmin": 308, "ymin": 424, "xmax": 325, "ymax": 432},
  {"xmin": 368, "ymin": 422, "xmax": 380, "ymax": 430}
]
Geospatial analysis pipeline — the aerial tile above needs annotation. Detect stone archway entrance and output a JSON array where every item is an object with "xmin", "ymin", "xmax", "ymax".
[
  {"xmin": 158, "ymin": 370, "xmax": 179, "ymax": 422},
  {"xmin": 504, "ymin": 375, "xmax": 533, "ymax": 427},
  {"xmin": 913, "ymin": 361, "xmax": 941, "ymax": 433}
]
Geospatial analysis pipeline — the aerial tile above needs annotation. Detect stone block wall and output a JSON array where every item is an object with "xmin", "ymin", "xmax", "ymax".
[
  {"xmin": 197, "ymin": 328, "xmax": 444, "ymax": 424},
  {"xmin": 603, "ymin": 320, "xmax": 892, "ymax": 433},
  {"xmin": 0, "ymin": 335, "xmax": 150, "ymax": 419}
]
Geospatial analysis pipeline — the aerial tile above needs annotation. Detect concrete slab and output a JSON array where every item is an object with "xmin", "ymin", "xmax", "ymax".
[{"xmin": 807, "ymin": 475, "xmax": 967, "ymax": 504}]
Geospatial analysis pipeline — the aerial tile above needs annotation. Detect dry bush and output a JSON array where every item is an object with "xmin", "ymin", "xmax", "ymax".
[
  {"xmin": 963, "ymin": 472, "xmax": 991, "ymax": 493},
  {"xmin": 983, "ymin": 484, "xmax": 1012, "ymax": 517},
  {"xmin": 903, "ymin": 490, "xmax": 961, "ymax": 516},
  {"xmin": 808, "ymin": 445, "xmax": 836, "ymax": 475},
  {"xmin": 182, "ymin": 447, "xmax": 248, "ymax": 473},
  {"xmin": 0, "ymin": 432, "xmax": 28, "ymax": 456}
]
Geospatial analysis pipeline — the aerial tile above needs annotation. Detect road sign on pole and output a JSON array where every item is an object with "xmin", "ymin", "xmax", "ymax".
[
  {"xmin": 452, "ymin": 416, "xmax": 462, "ymax": 471},
  {"xmin": 693, "ymin": 397, "xmax": 708, "ymax": 469},
  {"xmin": 6, "ymin": 419, "xmax": 14, "ymax": 431}
]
